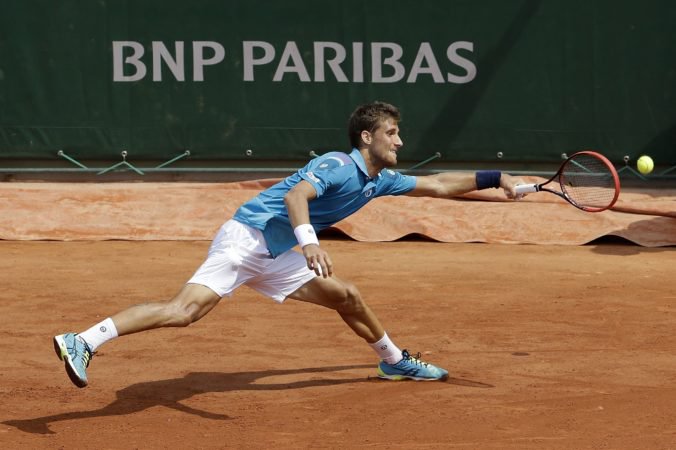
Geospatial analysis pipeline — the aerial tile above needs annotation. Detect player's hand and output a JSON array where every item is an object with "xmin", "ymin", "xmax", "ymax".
[
  {"xmin": 500, "ymin": 174, "xmax": 527, "ymax": 200},
  {"xmin": 302, "ymin": 244, "xmax": 333, "ymax": 278}
]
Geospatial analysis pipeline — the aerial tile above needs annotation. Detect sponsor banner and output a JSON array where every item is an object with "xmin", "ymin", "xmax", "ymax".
[{"xmin": 0, "ymin": 0, "xmax": 674, "ymax": 165}]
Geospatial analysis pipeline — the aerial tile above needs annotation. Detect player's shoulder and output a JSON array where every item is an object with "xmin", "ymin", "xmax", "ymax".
[
  {"xmin": 379, "ymin": 168, "xmax": 406, "ymax": 179},
  {"xmin": 376, "ymin": 168, "xmax": 416, "ymax": 192},
  {"xmin": 313, "ymin": 151, "xmax": 355, "ymax": 170}
]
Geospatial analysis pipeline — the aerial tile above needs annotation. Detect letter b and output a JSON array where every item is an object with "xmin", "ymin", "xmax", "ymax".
[{"xmin": 113, "ymin": 41, "xmax": 147, "ymax": 82}]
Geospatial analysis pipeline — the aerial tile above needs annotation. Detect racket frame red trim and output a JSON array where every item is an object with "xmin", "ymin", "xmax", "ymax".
[{"xmin": 537, "ymin": 150, "xmax": 621, "ymax": 212}]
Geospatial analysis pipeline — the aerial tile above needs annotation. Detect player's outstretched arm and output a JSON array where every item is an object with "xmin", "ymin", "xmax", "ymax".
[{"xmin": 406, "ymin": 171, "xmax": 523, "ymax": 199}]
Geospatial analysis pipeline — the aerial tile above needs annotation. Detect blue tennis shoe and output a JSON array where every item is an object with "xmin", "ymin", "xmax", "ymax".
[
  {"xmin": 377, "ymin": 349, "xmax": 449, "ymax": 381},
  {"xmin": 53, "ymin": 333, "xmax": 93, "ymax": 388}
]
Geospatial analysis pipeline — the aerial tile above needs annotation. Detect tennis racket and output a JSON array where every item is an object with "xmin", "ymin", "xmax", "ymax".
[{"xmin": 514, "ymin": 151, "xmax": 620, "ymax": 212}]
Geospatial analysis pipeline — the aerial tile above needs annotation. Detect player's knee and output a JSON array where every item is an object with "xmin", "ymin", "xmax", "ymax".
[
  {"xmin": 165, "ymin": 302, "xmax": 198, "ymax": 327},
  {"xmin": 335, "ymin": 283, "xmax": 364, "ymax": 315}
]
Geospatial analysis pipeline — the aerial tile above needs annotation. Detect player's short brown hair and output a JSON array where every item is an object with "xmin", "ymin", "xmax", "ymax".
[{"xmin": 348, "ymin": 101, "xmax": 401, "ymax": 148}]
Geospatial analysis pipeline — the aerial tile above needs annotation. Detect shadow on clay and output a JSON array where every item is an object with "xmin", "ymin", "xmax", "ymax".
[{"xmin": 4, "ymin": 364, "xmax": 493, "ymax": 435}]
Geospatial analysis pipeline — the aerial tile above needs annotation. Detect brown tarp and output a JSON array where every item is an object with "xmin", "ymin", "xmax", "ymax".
[{"xmin": 0, "ymin": 178, "xmax": 674, "ymax": 247}]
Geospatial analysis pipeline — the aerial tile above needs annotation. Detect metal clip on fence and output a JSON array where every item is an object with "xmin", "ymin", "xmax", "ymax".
[
  {"xmin": 156, "ymin": 150, "xmax": 191, "ymax": 169},
  {"xmin": 57, "ymin": 150, "xmax": 88, "ymax": 169},
  {"xmin": 97, "ymin": 151, "xmax": 144, "ymax": 175},
  {"xmin": 659, "ymin": 163, "xmax": 676, "ymax": 176},
  {"xmin": 616, "ymin": 155, "xmax": 647, "ymax": 181},
  {"xmin": 405, "ymin": 152, "xmax": 442, "ymax": 172}
]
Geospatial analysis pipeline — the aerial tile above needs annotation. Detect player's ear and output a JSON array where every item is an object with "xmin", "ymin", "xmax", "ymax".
[{"xmin": 361, "ymin": 130, "xmax": 372, "ymax": 145}]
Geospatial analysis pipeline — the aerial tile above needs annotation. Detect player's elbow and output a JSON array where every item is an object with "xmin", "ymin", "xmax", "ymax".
[
  {"xmin": 283, "ymin": 190, "xmax": 296, "ymax": 208},
  {"xmin": 409, "ymin": 176, "xmax": 449, "ymax": 198},
  {"xmin": 284, "ymin": 187, "xmax": 306, "ymax": 210}
]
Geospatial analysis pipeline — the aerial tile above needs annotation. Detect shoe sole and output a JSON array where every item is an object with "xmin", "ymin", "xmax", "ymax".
[
  {"xmin": 377, "ymin": 368, "xmax": 449, "ymax": 382},
  {"xmin": 53, "ymin": 335, "xmax": 88, "ymax": 388}
]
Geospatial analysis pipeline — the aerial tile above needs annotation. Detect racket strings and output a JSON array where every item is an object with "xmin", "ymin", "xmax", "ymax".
[{"xmin": 559, "ymin": 155, "xmax": 617, "ymax": 208}]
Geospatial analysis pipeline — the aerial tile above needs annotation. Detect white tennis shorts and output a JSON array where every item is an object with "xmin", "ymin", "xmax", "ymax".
[{"xmin": 187, "ymin": 219, "xmax": 317, "ymax": 303}]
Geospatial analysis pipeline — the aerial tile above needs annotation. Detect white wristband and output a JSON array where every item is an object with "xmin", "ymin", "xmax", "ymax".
[{"xmin": 294, "ymin": 224, "xmax": 319, "ymax": 248}]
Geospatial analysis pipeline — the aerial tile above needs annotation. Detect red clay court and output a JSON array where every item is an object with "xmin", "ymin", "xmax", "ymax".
[{"xmin": 1, "ymin": 181, "xmax": 675, "ymax": 448}]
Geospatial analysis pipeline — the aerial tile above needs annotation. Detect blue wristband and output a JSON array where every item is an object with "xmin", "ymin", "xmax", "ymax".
[{"xmin": 475, "ymin": 170, "xmax": 502, "ymax": 190}]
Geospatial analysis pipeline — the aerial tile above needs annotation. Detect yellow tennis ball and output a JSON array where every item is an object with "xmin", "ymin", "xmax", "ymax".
[{"xmin": 637, "ymin": 155, "xmax": 654, "ymax": 175}]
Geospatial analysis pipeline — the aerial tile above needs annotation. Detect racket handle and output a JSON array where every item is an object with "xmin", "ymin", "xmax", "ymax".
[{"xmin": 514, "ymin": 184, "xmax": 538, "ymax": 195}]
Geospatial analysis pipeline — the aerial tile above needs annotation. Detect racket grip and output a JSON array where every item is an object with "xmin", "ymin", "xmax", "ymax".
[{"xmin": 514, "ymin": 184, "xmax": 538, "ymax": 195}]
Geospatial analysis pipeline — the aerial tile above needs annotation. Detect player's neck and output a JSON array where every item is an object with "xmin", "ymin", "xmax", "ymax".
[{"xmin": 358, "ymin": 148, "xmax": 384, "ymax": 178}]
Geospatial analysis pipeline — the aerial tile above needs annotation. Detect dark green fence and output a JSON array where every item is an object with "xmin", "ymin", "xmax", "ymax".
[{"xmin": 1, "ymin": 0, "xmax": 674, "ymax": 169}]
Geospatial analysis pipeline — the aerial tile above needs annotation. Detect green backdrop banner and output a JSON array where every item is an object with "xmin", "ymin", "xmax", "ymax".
[{"xmin": 0, "ymin": 0, "xmax": 674, "ymax": 165}]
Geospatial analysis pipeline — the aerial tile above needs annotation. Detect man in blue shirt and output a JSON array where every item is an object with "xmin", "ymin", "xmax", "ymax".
[{"xmin": 54, "ymin": 101, "xmax": 522, "ymax": 387}]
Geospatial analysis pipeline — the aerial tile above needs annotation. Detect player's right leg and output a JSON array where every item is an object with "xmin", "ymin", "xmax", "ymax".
[
  {"xmin": 109, "ymin": 283, "xmax": 222, "ymax": 335},
  {"xmin": 54, "ymin": 283, "xmax": 221, "ymax": 388},
  {"xmin": 54, "ymin": 220, "xmax": 256, "ymax": 388}
]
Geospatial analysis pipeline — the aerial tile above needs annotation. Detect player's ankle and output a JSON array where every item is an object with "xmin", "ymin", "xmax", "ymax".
[{"xmin": 369, "ymin": 332, "xmax": 402, "ymax": 364}]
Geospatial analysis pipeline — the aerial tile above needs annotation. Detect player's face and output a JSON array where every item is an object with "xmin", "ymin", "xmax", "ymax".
[{"xmin": 365, "ymin": 118, "xmax": 403, "ymax": 168}]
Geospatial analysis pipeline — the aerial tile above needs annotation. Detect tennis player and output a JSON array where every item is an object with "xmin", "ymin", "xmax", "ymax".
[{"xmin": 54, "ymin": 101, "xmax": 523, "ymax": 387}]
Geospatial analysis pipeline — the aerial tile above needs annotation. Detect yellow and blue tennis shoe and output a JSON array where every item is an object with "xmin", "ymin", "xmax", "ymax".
[
  {"xmin": 53, "ymin": 333, "xmax": 93, "ymax": 388},
  {"xmin": 377, "ymin": 350, "xmax": 449, "ymax": 381}
]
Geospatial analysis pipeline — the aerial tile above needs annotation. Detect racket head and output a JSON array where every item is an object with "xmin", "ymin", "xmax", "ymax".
[{"xmin": 556, "ymin": 151, "xmax": 621, "ymax": 212}]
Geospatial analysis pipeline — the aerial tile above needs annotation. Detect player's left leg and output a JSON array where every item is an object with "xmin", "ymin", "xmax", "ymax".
[
  {"xmin": 287, "ymin": 275, "xmax": 384, "ymax": 342},
  {"xmin": 287, "ymin": 276, "xmax": 449, "ymax": 381}
]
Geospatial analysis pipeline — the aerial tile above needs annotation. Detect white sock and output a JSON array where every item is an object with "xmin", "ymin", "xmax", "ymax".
[
  {"xmin": 78, "ymin": 318, "xmax": 119, "ymax": 353},
  {"xmin": 369, "ymin": 332, "xmax": 403, "ymax": 364}
]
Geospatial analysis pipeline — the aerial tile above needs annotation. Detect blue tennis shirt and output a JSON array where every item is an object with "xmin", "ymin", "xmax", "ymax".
[{"xmin": 233, "ymin": 148, "xmax": 417, "ymax": 257}]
